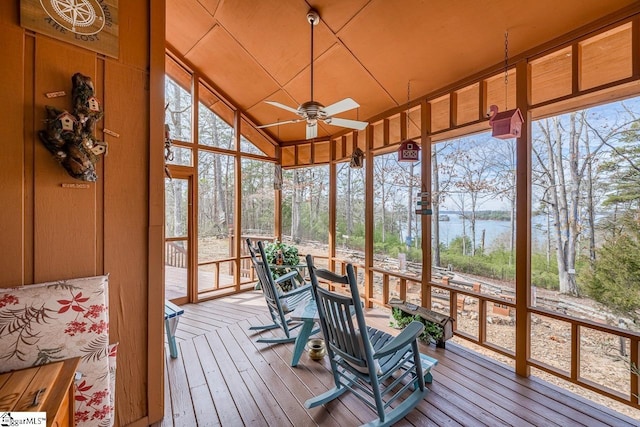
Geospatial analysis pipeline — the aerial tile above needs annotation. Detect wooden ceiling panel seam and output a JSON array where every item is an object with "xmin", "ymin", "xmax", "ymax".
[
  {"xmin": 214, "ymin": 21, "xmax": 286, "ymax": 93},
  {"xmin": 334, "ymin": 35, "xmax": 398, "ymax": 105},
  {"xmin": 314, "ymin": 0, "xmax": 373, "ymax": 34},
  {"xmin": 192, "ymin": 22, "xmax": 283, "ymax": 107}
]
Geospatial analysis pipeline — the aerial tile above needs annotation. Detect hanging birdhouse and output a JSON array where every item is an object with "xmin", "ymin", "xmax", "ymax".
[
  {"xmin": 350, "ymin": 147, "xmax": 364, "ymax": 168},
  {"xmin": 398, "ymin": 139, "xmax": 420, "ymax": 162},
  {"xmin": 488, "ymin": 105, "xmax": 524, "ymax": 139},
  {"xmin": 57, "ymin": 111, "xmax": 76, "ymax": 131}
]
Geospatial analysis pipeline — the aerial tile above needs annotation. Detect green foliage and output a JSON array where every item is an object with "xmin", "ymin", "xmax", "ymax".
[
  {"xmin": 440, "ymin": 251, "xmax": 515, "ymax": 282},
  {"xmin": 474, "ymin": 210, "xmax": 511, "ymax": 221},
  {"xmin": 263, "ymin": 240, "xmax": 301, "ymax": 291},
  {"xmin": 263, "ymin": 240, "xmax": 299, "ymax": 266},
  {"xmin": 583, "ymin": 231, "xmax": 640, "ymax": 319},
  {"xmin": 531, "ymin": 253, "xmax": 560, "ymax": 290},
  {"xmin": 447, "ymin": 236, "xmax": 472, "ymax": 255},
  {"xmin": 389, "ymin": 308, "xmax": 444, "ymax": 343}
]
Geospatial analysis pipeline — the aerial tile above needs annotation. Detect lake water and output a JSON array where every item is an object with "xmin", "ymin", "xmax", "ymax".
[{"xmin": 434, "ymin": 213, "xmax": 547, "ymax": 249}]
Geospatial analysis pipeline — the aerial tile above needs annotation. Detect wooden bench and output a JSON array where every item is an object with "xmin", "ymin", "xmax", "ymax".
[{"xmin": 164, "ymin": 300, "xmax": 184, "ymax": 359}]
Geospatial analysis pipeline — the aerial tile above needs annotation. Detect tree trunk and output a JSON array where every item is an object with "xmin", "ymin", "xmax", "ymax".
[
  {"xmin": 291, "ymin": 169, "xmax": 302, "ymax": 242},
  {"xmin": 346, "ymin": 166, "xmax": 353, "ymax": 236},
  {"xmin": 585, "ymin": 130, "xmax": 597, "ymax": 265},
  {"xmin": 407, "ymin": 162, "xmax": 414, "ymax": 243},
  {"xmin": 432, "ymin": 149, "xmax": 441, "ymax": 267}
]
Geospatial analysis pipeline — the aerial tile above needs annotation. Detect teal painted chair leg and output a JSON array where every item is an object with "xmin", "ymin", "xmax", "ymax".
[
  {"xmin": 290, "ymin": 320, "xmax": 315, "ymax": 367},
  {"xmin": 165, "ymin": 317, "xmax": 179, "ymax": 359}
]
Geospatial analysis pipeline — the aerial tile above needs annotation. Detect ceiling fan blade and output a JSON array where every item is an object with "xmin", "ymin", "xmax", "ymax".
[
  {"xmin": 256, "ymin": 119, "xmax": 302, "ymax": 129},
  {"xmin": 324, "ymin": 117, "xmax": 368, "ymax": 130},
  {"xmin": 306, "ymin": 123, "xmax": 318, "ymax": 139},
  {"xmin": 264, "ymin": 100, "xmax": 300, "ymax": 115},
  {"xmin": 322, "ymin": 98, "xmax": 359, "ymax": 117}
]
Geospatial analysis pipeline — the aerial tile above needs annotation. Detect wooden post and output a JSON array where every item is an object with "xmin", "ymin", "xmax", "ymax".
[
  {"xmin": 364, "ymin": 126, "xmax": 374, "ymax": 307},
  {"xmin": 421, "ymin": 100, "xmax": 432, "ymax": 310},
  {"xmin": 147, "ymin": 0, "xmax": 166, "ymax": 422},
  {"xmin": 515, "ymin": 59, "xmax": 532, "ymax": 378},
  {"xmin": 328, "ymin": 138, "xmax": 337, "ymax": 272}
]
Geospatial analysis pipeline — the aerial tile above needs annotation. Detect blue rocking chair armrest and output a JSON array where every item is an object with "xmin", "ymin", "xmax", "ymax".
[
  {"xmin": 280, "ymin": 282, "xmax": 312, "ymax": 298},
  {"xmin": 274, "ymin": 270, "xmax": 299, "ymax": 287},
  {"xmin": 374, "ymin": 321, "xmax": 424, "ymax": 358}
]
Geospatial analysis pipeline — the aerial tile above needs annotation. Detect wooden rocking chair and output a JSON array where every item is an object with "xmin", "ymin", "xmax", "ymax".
[
  {"xmin": 247, "ymin": 239, "xmax": 318, "ymax": 344},
  {"xmin": 305, "ymin": 254, "xmax": 438, "ymax": 427}
]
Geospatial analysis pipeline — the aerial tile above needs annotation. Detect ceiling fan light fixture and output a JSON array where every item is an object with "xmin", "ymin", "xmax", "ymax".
[{"xmin": 258, "ymin": 9, "xmax": 368, "ymax": 139}]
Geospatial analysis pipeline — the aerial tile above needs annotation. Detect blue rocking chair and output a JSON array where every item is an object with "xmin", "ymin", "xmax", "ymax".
[
  {"xmin": 305, "ymin": 254, "xmax": 438, "ymax": 427},
  {"xmin": 247, "ymin": 239, "xmax": 318, "ymax": 344}
]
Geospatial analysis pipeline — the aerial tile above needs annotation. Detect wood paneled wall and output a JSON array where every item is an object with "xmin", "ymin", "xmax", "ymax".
[{"xmin": 0, "ymin": 1, "xmax": 164, "ymax": 425}]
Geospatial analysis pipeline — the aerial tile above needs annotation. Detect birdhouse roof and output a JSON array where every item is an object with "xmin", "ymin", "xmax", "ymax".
[
  {"xmin": 57, "ymin": 111, "xmax": 76, "ymax": 121},
  {"xmin": 494, "ymin": 108, "xmax": 524, "ymax": 122},
  {"xmin": 399, "ymin": 139, "xmax": 420, "ymax": 149}
]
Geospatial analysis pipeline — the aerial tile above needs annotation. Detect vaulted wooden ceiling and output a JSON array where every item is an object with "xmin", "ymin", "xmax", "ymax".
[{"xmin": 166, "ymin": 0, "xmax": 637, "ymax": 144}]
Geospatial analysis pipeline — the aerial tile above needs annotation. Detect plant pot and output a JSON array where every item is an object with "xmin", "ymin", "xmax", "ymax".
[{"xmin": 307, "ymin": 338, "xmax": 326, "ymax": 360}]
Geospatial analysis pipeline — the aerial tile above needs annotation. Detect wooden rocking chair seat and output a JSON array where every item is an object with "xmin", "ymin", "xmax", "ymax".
[{"xmin": 305, "ymin": 254, "xmax": 438, "ymax": 427}]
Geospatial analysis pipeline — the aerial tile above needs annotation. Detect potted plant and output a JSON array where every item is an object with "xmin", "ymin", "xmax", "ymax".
[
  {"xmin": 390, "ymin": 307, "xmax": 445, "ymax": 347},
  {"xmin": 263, "ymin": 240, "xmax": 301, "ymax": 291}
]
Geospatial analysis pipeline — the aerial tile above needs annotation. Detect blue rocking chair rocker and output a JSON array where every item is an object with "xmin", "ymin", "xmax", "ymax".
[
  {"xmin": 305, "ymin": 254, "xmax": 438, "ymax": 427},
  {"xmin": 247, "ymin": 239, "xmax": 318, "ymax": 344}
]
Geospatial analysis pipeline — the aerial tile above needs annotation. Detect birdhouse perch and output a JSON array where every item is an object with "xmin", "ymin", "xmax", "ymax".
[{"xmin": 488, "ymin": 105, "xmax": 524, "ymax": 139}]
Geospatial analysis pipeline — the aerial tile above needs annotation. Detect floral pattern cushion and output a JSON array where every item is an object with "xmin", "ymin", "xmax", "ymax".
[{"xmin": 0, "ymin": 275, "xmax": 113, "ymax": 427}]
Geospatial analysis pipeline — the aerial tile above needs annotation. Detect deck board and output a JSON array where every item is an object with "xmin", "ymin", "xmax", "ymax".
[{"xmin": 155, "ymin": 291, "xmax": 640, "ymax": 427}]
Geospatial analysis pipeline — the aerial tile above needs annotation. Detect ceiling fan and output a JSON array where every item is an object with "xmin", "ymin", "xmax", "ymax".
[{"xmin": 257, "ymin": 9, "xmax": 368, "ymax": 140}]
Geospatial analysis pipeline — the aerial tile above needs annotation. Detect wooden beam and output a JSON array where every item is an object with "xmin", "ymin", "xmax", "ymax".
[
  {"xmin": 633, "ymin": 16, "xmax": 640, "ymax": 79},
  {"xmin": 450, "ymin": 91, "xmax": 458, "ymax": 128},
  {"xmin": 364, "ymin": 125, "xmax": 374, "ymax": 308},
  {"xmin": 572, "ymin": 43, "xmax": 580, "ymax": 94},
  {"xmin": 515, "ymin": 59, "xmax": 531, "ymax": 378},
  {"xmin": 147, "ymin": 0, "xmax": 166, "ymax": 422},
  {"xmin": 329, "ymin": 139, "xmax": 336, "ymax": 271},
  {"xmin": 234, "ymin": 110, "xmax": 242, "ymax": 292},
  {"xmin": 421, "ymin": 100, "xmax": 432, "ymax": 310},
  {"xmin": 190, "ymin": 73, "xmax": 199, "ymax": 302},
  {"xmin": 275, "ymin": 146, "xmax": 282, "ymax": 241}
]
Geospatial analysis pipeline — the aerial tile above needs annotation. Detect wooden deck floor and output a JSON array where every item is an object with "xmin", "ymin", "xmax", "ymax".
[{"xmin": 156, "ymin": 291, "xmax": 639, "ymax": 426}]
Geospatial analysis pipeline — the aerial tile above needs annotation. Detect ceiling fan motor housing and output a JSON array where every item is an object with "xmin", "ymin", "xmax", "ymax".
[{"xmin": 299, "ymin": 101, "xmax": 326, "ymax": 121}]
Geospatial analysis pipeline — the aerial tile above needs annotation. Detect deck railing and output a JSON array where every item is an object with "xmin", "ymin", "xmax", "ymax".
[{"xmin": 328, "ymin": 257, "xmax": 640, "ymax": 410}]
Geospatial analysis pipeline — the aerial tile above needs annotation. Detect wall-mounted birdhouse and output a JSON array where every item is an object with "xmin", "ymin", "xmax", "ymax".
[
  {"xmin": 398, "ymin": 139, "xmax": 420, "ymax": 162},
  {"xmin": 488, "ymin": 105, "xmax": 524, "ymax": 139},
  {"xmin": 57, "ymin": 111, "xmax": 76, "ymax": 131},
  {"xmin": 87, "ymin": 96, "xmax": 101, "ymax": 112},
  {"xmin": 90, "ymin": 141, "xmax": 108, "ymax": 156}
]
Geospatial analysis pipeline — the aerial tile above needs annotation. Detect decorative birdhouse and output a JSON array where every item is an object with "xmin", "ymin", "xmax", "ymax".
[
  {"xmin": 57, "ymin": 111, "xmax": 76, "ymax": 131},
  {"xmin": 90, "ymin": 141, "xmax": 108, "ymax": 156},
  {"xmin": 488, "ymin": 105, "xmax": 524, "ymax": 139},
  {"xmin": 398, "ymin": 139, "xmax": 420, "ymax": 162},
  {"xmin": 87, "ymin": 96, "xmax": 101, "ymax": 112},
  {"xmin": 350, "ymin": 147, "xmax": 364, "ymax": 168}
]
